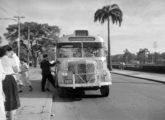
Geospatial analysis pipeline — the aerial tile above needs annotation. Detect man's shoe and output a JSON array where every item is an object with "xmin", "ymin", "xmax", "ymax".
[
  {"xmin": 46, "ymin": 88, "xmax": 50, "ymax": 92},
  {"xmin": 19, "ymin": 90, "xmax": 23, "ymax": 93},
  {"xmin": 29, "ymin": 86, "xmax": 33, "ymax": 91}
]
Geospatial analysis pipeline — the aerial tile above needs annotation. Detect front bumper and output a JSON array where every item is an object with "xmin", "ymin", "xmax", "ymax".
[{"xmin": 58, "ymin": 82, "xmax": 112, "ymax": 89}]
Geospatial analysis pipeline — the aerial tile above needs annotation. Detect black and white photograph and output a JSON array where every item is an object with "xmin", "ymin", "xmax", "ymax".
[{"xmin": 0, "ymin": 0, "xmax": 165, "ymax": 120}]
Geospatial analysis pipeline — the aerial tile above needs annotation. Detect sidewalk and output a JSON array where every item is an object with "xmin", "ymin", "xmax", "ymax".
[
  {"xmin": 16, "ymin": 67, "xmax": 53, "ymax": 120},
  {"xmin": 111, "ymin": 69, "xmax": 165, "ymax": 84}
]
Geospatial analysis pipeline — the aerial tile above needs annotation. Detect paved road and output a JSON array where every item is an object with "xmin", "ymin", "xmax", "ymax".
[{"xmin": 51, "ymin": 74, "xmax": 165, "ymax": 120}]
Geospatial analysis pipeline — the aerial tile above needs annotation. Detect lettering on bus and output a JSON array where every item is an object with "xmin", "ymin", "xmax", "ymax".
[{"xmin": 69, "ymin": 37, "xmax": 95, "ymax": 41}]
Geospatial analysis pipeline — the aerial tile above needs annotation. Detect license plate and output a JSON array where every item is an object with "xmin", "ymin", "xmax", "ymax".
[{"xmin": 64, "ymin": 79, "xmax": 73, "ymax": 84}]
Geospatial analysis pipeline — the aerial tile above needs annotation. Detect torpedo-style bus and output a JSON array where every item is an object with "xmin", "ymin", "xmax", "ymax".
[{"xmin": 56, "ymin": 30, "xmax": 112, "ymax": 96}]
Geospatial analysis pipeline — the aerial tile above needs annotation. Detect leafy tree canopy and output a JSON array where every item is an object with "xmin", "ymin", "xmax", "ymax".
[
  {"xmin": 123, "ymin": 49, "xmax": 136, "ymax": 63},
  {"xmin": 94, "ymin": 4, "xmax": 123, "ymax": 26},
  {"xmin": 4, "ymin": 22, "xmax": 60, "ymax": 66},
  {"xmin": 4, "ymin": 22, "xmax": 60, "ymax": 47}
]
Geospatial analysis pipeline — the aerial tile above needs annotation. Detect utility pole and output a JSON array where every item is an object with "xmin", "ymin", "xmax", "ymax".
[
  {"xmin": 153, "ymin": 41, "xmax": 157, "ymax": 64},
  {"xmin": 27, "ymin": 25, "xmax": 30, "ymax": 66},
  {"xmin": 14, "ymin": 16, "xmax": 25, "ymax": 58},
  {"xmin": 27, "ymin": 25, "xmax": 30, "ymax": 79}
]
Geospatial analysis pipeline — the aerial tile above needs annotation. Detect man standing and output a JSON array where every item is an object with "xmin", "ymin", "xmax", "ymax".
[{"xmin": 40, "ymin": 54, "xmax": 56, "ymax": 92}]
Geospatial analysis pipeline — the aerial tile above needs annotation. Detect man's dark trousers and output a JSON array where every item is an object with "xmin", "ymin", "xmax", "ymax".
[{"xmin": 41, "ymin": 73, "xmax": 55, "ymax": 91}]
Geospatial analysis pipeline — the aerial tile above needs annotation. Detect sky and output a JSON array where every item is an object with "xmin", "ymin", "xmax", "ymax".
[{"xmin": 0, "ymin": 0, "xmax": 165, "ymax": 55}]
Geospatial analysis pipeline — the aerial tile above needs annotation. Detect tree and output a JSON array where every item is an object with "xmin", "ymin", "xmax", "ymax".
[
  {"xmin": 123, "ymin": 49, "xmax": 136, "ymax": 63},
  {"xmin": 137, "ymin": 48, "xmax": 150, "ymax": 64},
  {"xmin": 4, "ymin": 22, "xmax": 60, "ymax": 47},
  {"xmin": 4, "ymin": 22, "xmax": 60, "ymax": 66},
  {"xmin": 111, "ymin": 54, "xmax": 123, "ymax": 63},
  {"xmin": 160, "ymin": 52, "xmax": 165, "ymax": 59},
  {"xmin": 158, "ymin": 52, "xmax": 165, "ymax": 64},
  {"xmin": 9, "ymin": 40, "xmax": 29, "ymax": 61},
  {"xmin": 94, "ymin": 4, "xmax": 123, "ymax": 70}
]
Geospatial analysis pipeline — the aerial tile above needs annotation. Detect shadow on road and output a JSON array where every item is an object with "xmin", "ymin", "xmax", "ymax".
[
  {"xmin": 19, "ymin": 80, "xmax": 52, "ymax": 99},
  {"xmin": 53, "ymin": 96, "xmax": 82, "ymax": 102},
  {"xmin": 81, "ymin": 94, "xmax": 103, "ymax": 98},
  {"xmin": 53, "ymin": 88, "xmax": 105, "ymax": 102}
]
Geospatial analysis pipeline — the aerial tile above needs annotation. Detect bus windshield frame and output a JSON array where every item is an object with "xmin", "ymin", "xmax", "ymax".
[{"xmin": 57, "ymin": 42, "xmax": 105, "ymax": 58}]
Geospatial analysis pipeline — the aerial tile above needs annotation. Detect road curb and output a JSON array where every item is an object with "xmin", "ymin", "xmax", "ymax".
[{"xmin": 111, "ymin": 72, "xmax": 165, "ymax": 84}]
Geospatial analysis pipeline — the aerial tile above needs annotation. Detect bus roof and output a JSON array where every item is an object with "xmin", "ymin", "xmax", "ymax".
[{"xmin": 58, "ymin": 30, "xmax": 104, "ymax": 43}]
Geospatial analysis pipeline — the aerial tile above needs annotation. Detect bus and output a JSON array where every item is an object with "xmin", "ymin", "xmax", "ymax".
[{"xmin": 56, "ymin": 30, "xmax": 112, "ymax": 97}]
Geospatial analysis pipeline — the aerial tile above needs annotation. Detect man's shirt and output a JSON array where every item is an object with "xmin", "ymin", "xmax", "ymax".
[{"xmin": 40, "ymin": 59, "xmax": 55, "ymax": 75}]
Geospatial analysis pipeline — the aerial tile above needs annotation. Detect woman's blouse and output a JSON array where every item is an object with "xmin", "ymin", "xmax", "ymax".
[
  {"xmin": 0, "ymin": 59, "xmax": 5, "ymax": 101},
  {"xmin": 0, "ymin": 59, "xmax": 6, "ymax": 120},
  {"xmin": 1, "ymin": 55, "xmax": 15, "ymax": 75}
]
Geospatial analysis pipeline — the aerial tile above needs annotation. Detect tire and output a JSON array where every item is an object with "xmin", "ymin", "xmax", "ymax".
[
  {"xmin": 58, "ymin": 88, "xmax": 67, "ymax": 98},
  {"xmin": 100, "ymin": 86, "xmax": 110, "ymax": 97}
]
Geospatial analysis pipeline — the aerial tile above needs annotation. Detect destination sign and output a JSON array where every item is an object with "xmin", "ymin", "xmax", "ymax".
[{"xmin": 69, "ymin": 37, "xmax": 95, "ymax": 41}]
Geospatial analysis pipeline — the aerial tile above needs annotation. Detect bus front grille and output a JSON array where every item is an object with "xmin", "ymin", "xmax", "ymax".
[{"xmin": 68, "ymin": 62, "xmax": 95, "ymax": 83}]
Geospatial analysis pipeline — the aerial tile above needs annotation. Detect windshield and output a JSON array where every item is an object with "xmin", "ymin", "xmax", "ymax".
[
  {"xmin": 83, "ymin": 42, "xmax": 104, "ymax": 57},
  {"xmin": 58, "ymin": 43, "xmax": 82, "ymax": 58},
  {"xmin": 57, "ymin": 42, "xmax": 104, "ymax": 58}
]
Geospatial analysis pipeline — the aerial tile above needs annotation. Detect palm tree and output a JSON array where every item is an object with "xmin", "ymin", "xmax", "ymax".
[{"xmin": 94, "ymin": 4, "xmax": 123, "ymax": 70}]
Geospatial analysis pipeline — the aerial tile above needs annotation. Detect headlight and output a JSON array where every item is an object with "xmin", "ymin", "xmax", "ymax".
[{"xmin": 62, "ymin": 72, "xmax": 68, "ymax": 76}]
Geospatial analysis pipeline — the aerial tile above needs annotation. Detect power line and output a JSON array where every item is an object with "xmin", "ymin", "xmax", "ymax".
[
  {"xmin": 0, "ymin": 0, "xmax": 18, "ymax": 15},
  {"xmin": 0, "ymin": 18, "xmax": 17, "ymax": 21},
  {"xmin": 0, "ymin": 0, "xmax": 27, "ymax": 20}
]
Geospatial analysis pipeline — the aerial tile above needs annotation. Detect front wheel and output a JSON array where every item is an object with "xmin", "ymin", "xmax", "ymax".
[{"xmin": 100, "ymin": 86, "xmax": 110, "ymax": 97}]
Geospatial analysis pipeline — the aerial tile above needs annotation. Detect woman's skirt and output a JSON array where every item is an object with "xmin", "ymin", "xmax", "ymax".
[{"xmin": 2, "ymin": 75, "xmax": 20, "ymax": 111}]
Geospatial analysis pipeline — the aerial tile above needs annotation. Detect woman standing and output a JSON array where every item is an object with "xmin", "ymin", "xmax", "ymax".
[
  {"xmin": 1, "ymin": 45, "xmax": 20, "ymax": 120},
  {"xmin": 0, "ymin": 48, "xmax": 6, "ymax": 120}
]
